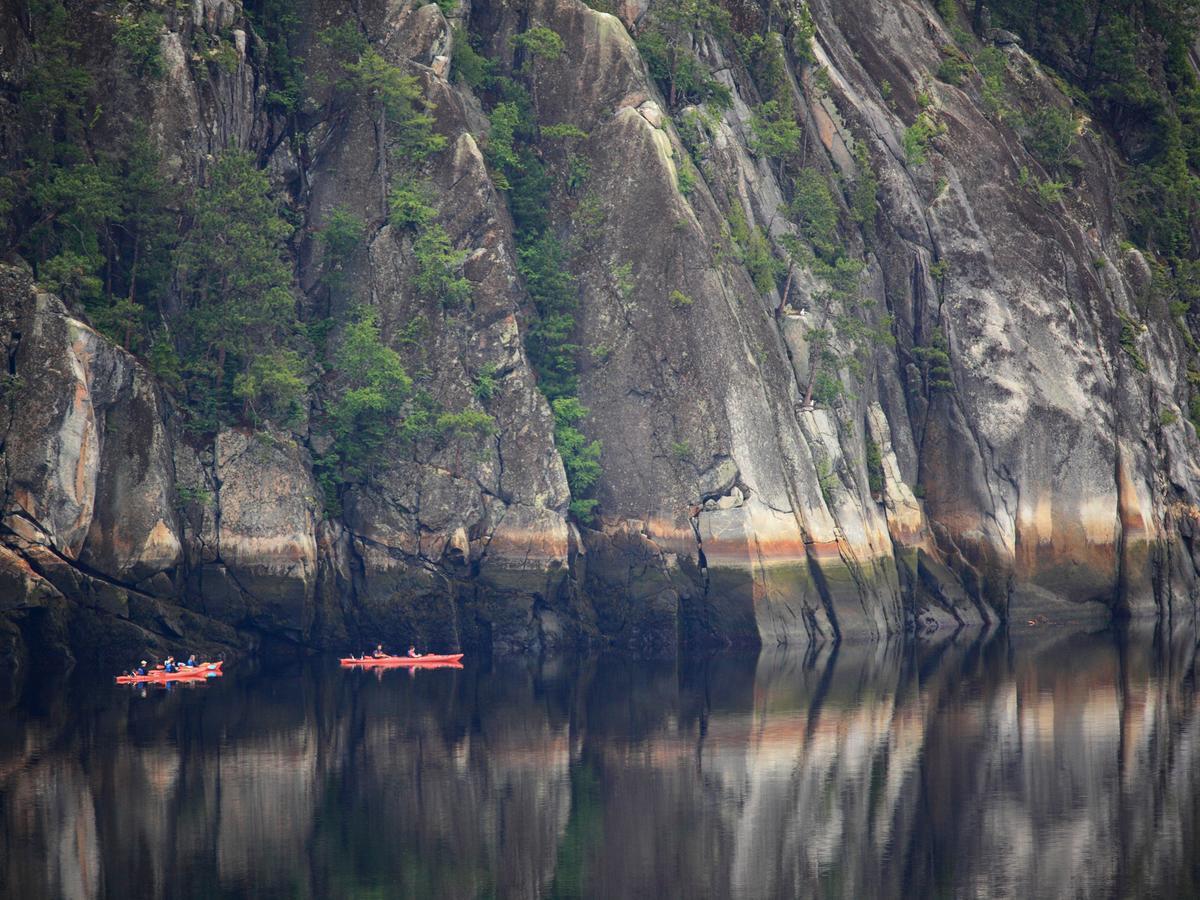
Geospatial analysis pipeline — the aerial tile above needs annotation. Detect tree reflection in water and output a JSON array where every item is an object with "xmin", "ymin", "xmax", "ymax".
[{"xmin": 1, "ymin": 625, "xmax": 1197, "ymax": 899}]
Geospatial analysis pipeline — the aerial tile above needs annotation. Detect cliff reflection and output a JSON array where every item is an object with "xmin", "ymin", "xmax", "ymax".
[{"xmin": 1, "ymin": 627, "xmax": 1198, "ymax": 899}]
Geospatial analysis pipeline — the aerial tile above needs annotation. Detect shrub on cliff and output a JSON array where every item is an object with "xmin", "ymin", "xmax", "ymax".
[
  {"xmin": 749, "ymin": 100, "xmax": 802, "ymax": 180},
  {"xmin": 318, "ymin": 307, "xmax": 414, "ymax": 505},
  {"xmin": 245, "ymin": 0, "xmax": 304, "ymax": 112},
  {"xmin": 451, "ymin": 27, "xmax": 493, "ymax": 91},
  {"xmin": 321, "ymin": 30, "xmax": 446, "ymax": 215},
  {"xmin": 387, "ymin": 179, "xmax": 471, "ymax": 308},
  {"xmin": 912, "ymin": 328, "xmax": 955, "ymax": 394},
  {"xmin": 114, "ymin": 9, "xmax": 165, "ymax": 79},
  {"xmin": 460, "ymin": 23, "xmax": 605, "ymax": 524},
  {"xmin": 1021, "ymin": 106, "xmax": 1079, "ymax": 176},
  {"xmin": 903, "ymin": 113, "xmax": 944, "ymax": 166},
  {"xmin": 175, "ymin": 150, "xmax": 300, "ymax": 428},
  {"xmin": 553, "ymin": 398, "xmax": 602, "ymax": 522},
  {"xmin": 412, "ymin": 226, "xmax": 471, "ymax": 308},
  {"xmin": 318, "ymin": 205, "xmax": 367, "ymax": 301},
  {"xmin": 11, "ymin": 4, "xmax": 176, "ymax": 353},
  {"xmin": 986, "ymin": 0, "xmax": 1200, "ymax": 329},
  {"xmin": 233, "ymin": 349, "xmax": 307, "ymax": 427},
  {"xmin": 790, "ymin": 168, "xmax": 839, "ymax": 259},
  {"xmin": 521, "ymin": 232, "xmax": 580, "ymax": 399},
  {"xmin": 344, "ymin": 48, "xmax": 446, "ymax": 164},
  {"xmin": 437, "ymin": 409, "xmax": 498, "ymax": 475},
  {"xmin": 636, "ymin": 0, "xmax": 732, "ymax": 110},
  {"xmin": 738, "ymin": 31, "xmax": 789, "ymax": 103},
  {"xmin": 511, "ymin": 26, "xmax": 564, "ymax": 66}
]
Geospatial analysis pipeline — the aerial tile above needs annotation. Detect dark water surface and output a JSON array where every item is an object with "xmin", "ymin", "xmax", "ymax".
[{"xmin": 2, "ymin": 626, "xmax": 1199, "ymax": 899}]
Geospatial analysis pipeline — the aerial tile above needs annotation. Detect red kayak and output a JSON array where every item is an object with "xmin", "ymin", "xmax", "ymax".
[
  {"xmin": 115, "ymin": 662, "xmax": 224, "ymax": 684},
  {"xmin": 339, "ymin": 654, "xmax": 463, "ymax": 668}
]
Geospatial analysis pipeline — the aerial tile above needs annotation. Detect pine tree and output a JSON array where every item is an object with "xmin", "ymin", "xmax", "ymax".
[{"xmin": 175, "ymin": 150, "xmax": 299, "ymax": 426}]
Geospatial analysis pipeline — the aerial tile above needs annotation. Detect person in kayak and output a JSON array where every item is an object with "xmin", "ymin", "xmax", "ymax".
[
  {"xmin": 186, "ymin": 654, "xmax": 197, "ymax": 667},
  {"xmin": 164, "ymin": 656, "xmax": 177, "ymax": 673},
  {"xmin": 407, "ymin": 646, "xmax": 423, "ymax": 658},
  {"xmin": 135, "ymin": 661, "xmax": 147, "ymax": 676},
  {"xmin": 371, "ymin": 644, "xmax": 387, "ymax": 659}
]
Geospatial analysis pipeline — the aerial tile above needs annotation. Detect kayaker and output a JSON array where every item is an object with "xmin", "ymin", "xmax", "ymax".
[
  {"xmin": 136, "ymin": 661, "xmax": 147, "ymax": 676},
  {"xmin": 407, "ymin": 645, "xmax": 423, "ymax": 658},
  {"xmin": 164, "ymin": 656, "xmax": 177, "ymax": 673},
  {"xmin": 372, "ymin": 644, "xmax": 386, "ymax": 659},
  {"xmin": 186, "ymin": 654, "xmax": 197, "ymax": 667}
]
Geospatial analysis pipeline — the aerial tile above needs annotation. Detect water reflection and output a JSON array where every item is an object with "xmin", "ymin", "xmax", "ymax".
[{"xmin": 1, "ymin": 626, "xmax": 1198, "ymax": 899}]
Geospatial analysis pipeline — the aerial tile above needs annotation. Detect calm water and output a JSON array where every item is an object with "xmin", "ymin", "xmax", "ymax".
[{"xmin": 1, "ymin": 626, "xmax": 1198, "ymax": 899}]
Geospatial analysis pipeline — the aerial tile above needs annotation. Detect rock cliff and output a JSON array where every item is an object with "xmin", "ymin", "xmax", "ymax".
[{"xmin": 2, "ymin": 0, "xmax": 1199, "ymax": 670}]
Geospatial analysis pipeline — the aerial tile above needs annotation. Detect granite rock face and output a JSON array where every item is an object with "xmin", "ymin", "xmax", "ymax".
[
  {"xmin": 0, "ymin": 268, "xmax": 248, "ymax": 669},
  {"xmin": 806, "ymin": 0, "xmax": 1200, "ymax": 623},
  {"xmin": 2, "ymin": 0, "xmax": 1199, "ymax": 670}
]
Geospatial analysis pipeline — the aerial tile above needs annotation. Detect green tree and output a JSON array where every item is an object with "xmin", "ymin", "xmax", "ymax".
[
  {"xmin": 553, "ymin": 397, "xmax": 602, "ymax": 522},
  {"xmin": 512, "ymin": 25, "xmax": 565, "ymax": 63},
  {"xmin": 175, "ymin": 150, "xmax": 299, "ymax": 426},
  {"xmin": 1022, "ymin": 105, "xmax": 1078, "ymax": 175},
  {"xmin": 318, "ymin": 21, "xmax": 368, "ymax": 65},
  {"xmin": 233, "ymin": 348, "xmax": 307, "ymax": 426},
  {"xmin": 320, "ymin": 205, "xmax": 367, "ymax": 292},
  {"xmin": 473, "ymin": 364, "xmax": 498, "ymax": 401},
  {"xmin": 386, "ymin": 176, "xmax": 471, "ymax": 308},
  {"xmin": 468, "ymin": 40, "xmax": 605, "ymax": 523},
  {"xmin": 850, "ymin": 142, "xmax": 879, "ymax": 243},
  {"xmin": 903, "ymin": 112, "xmax": 943, "ymax": 166},
  {"xmin": 19, "ymin": 0, "xmax": 91, "ymax": 162},
  {"xmin": 750, "ymin": 100, "xmax": 803, "ymax": 180},
  {"xmin": 790, "ymin": 168, "xmax": 839, "ymax": 258},
  {"xmin": 912, "ymin": 327, "xmax": 955, "ymax": 395},
  {"xmin": 109, "ymin": 134, "xmax": 177, "ymax": 348},
  {"xmin": 451, "ymin": 26, "xmax": 494, "ymax": 90},
  {"xmin": 331, "ymin": 44, "xmax": 446, "ymax": 212},
  {"xmin": 9, "ymin": 4, "xmax": 181, "ymax": 355},
  {"xmin": 865, "ymin": 437, "xmax": 884, "ymax": 495},
  {"xmin": 325, "ymin": 306, "xmax": 413, "ymax": 487},
  {"xmin": 657, "ymin": 0, "xmax": 731, "ymax": 37},
  {"xmin": 387, "ymin": 179, "xmax": 436, "ymax": 229},
  {"xmin": 975, "ymin": 47, "xmax": 1011, "ymax": 119},
  {"xmin": 791, "ymin": 2, "xmax": 816, "ymax": 63},
  {"xmin": 985, "ymin": 0, "xmax": 1200, "ymax": 271},
  {"xmin": 436, "ymin": 409, "xmax": 497, "ymax": 475},
  {"xmin": 511, "ymin": 26, "xmax": 564, "ymax": 113},
  {"xmin": 113, "ymin": 9, "xmax": 165, "ymax": 79},
  {"xmin": 412, "ymin": 225, "xmax": 471, "ymax": 307},
  {"xmin": 16, "ymin": 0, "xmax": 108, "ymax": 298},
  {"xmin": 28, "ymin": 162, "xmax": 119, "ymax": 303},
  {"xmin": 739, "ymin": 31, "xmax": 788, "ymax": 102},
  {"xmin": 521, "ymin": 232, "xmax": 580, "ymax": 399},
  {"xmin": 797, "ymin": 255, "xmax": 892, "ymax": 407},
  {"xmin": 486, "ymin": 102, "xmax": 523, "ymax": 180},
  {"xmin": 245, "ymin": 0, "xmax": 304, "ymax": 112},
  {"xmin": 636, "ymin": 0, "xmax": 732, "ymax": 109}
]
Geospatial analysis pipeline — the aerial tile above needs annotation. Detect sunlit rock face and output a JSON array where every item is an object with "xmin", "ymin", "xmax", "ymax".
[
  {"xmin": 3, "ymin": 0, "xmax": 1200, "ymax": 664},
  {"xmin": 182, "ymin": 428, "xmax": 323, "ymax": 641},
  {"xmin": 0, "ymin": 268, "xmax": 243, "ymax": 668},
  {"xmin": 809, "ymin": 0, "xmax": 1188, "ymax": 621},
  {"xmin": 449, "ymin": 0, "xmax": 1200, "ymax": 642}
]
